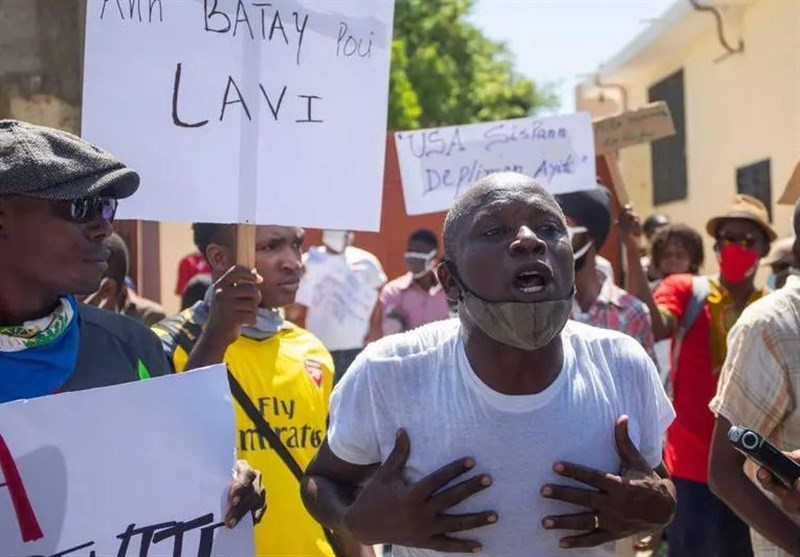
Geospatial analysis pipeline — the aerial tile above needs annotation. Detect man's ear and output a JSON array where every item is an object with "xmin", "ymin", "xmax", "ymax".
[
  {"xmin": 437, "ymin": 261, "xmax": 460, "ymax": 302},
  {"xmin": 205, "ymin": 243, "xmax": 233, "ymax": 274}
]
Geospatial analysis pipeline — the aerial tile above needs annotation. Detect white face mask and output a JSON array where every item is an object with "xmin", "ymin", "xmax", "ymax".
[
  {"xmin": 405, "ymin": 249, "xmax": 438, "ymax": 279},
  {"xmin": 322, "ymin": 230, "xmax": 349, "ymax": 253},
  {"xmin": 567, "ymin": 226, "xmax": 593, "ymax": 271}
]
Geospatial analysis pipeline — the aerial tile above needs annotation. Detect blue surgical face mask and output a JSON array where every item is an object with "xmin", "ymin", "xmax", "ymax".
[{"xmin": 767, "ymin": 273, "xmax": 778, "ymax": 290}]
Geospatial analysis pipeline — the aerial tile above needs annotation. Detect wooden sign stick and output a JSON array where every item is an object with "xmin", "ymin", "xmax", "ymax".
[
  {"xmin": 236, "ymin": 224, "xmax": 256, "ymax": 268},
  {"xmin": 603, "ymin": 151, "xmax": 630, "ymax": 207}
]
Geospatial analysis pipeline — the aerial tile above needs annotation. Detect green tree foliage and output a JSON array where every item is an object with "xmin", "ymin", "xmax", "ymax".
[{"xmin": 388, "ymin": 0, "xmax": 558, "ymax": 130}]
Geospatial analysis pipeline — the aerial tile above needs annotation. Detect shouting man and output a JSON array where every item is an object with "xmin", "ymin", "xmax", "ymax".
[{"xmin": 301, "ymin": 173, "xmax": 676, "ymax": 556}]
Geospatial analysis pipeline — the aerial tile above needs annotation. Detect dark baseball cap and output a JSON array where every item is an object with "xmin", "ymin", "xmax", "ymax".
[{"xmin": 0, "ymin": 120, "xmax": 139, "ymax": 201}]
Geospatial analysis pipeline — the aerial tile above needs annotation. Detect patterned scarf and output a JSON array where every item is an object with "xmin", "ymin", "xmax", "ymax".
[{"xmin": 0, "ymin": 296, "xmax": 80, "ymax": 403}]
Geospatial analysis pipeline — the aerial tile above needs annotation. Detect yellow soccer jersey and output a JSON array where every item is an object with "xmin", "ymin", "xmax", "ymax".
[{"xmin": 154, "ymin": 312, "xmax": 334, "ymax": 557}]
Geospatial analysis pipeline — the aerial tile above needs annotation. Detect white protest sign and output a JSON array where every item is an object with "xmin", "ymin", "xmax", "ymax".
[
  {"xmin": 82, "ymin": 0, "xmax": 394, "ymax": 231},
  {"xmin": 0, "ymin": 366, "xmax": 253, "ymax": 557},
  {"xmin": 297, "ymin": 251, "xmax": 380, "ymax": 351},
  {"xmin": 394, "ymin": 112, "xmax": 597, "ymax": 216}
]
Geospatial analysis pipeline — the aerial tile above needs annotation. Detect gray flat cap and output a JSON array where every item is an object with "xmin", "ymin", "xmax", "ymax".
[{"xmin": 0, "ymin": 120, "xmax": 139, "ymax": 200}]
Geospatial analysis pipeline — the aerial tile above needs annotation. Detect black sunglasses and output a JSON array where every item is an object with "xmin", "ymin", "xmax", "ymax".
[
  {"xmin": 717, "ymin": 232, "xmax": 759, "ymax": 249},
  {"xmin": 66, "ymin": 197, "xmax": 118, "ymax": 224}
]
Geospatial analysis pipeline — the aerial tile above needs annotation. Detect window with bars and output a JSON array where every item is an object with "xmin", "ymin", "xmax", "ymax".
[
  {"xmin": 648, "ymin": 70, "xmax": 687, "ymax": 206},
  {"xmin": 736, "ymin": 159, "xmax": 772, "ymax": 221}
]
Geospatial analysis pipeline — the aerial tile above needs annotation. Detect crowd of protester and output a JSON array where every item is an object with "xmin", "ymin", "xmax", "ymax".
[{"xmin": 2, "ymin": 120, "xmax": 798, "ymax": 556}]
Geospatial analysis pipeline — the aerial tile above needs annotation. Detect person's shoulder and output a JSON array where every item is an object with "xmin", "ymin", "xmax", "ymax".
[
  {"xmin": 151, "ymin": 306, "xmax": 201, "ymax": 339},
  {"xmin": 381, "ymin": 274, "xmax": 410, "ymax": 294},
  {"xmin": 150, "ymin": 306, "xmax": 204, "ymax": 358},
  {"xmin": 348, "ymin": 246, "xmax": 383, "ymax": 268},
  {"xmin": 303, "ymin": 245, "xmax": 328, "ymax": 266},
  {"xmin": 281, "ymin": 321, "xmax": 329, "ymax": 351},
  {"xmin": 341, "ymin": 320, "xmax": 460, "ymax": 393},
  {"xmin": 655, "ymin": 272, "xmax": 694, "ymax": 294},
  {"xmin": 737, "ymin": 281, "xmax": 800, "ymax": 331},
  {"xmin": 563, "ymin": 320, "xmax": 651, "ymax": 365},
  {"xmin": 77, "ymin": 303, "xmax": 170, "ymax": 376},
  {"xmin": 79, "ymin": 303, "xmax": 153, "ymax": 340},
  {"xmin": 366, "ymin": 319, "xmax": 459, "ymax": 358},
  {"xmin": 611, "ymin": 285, "xmax": 650, "ymax": 315}
]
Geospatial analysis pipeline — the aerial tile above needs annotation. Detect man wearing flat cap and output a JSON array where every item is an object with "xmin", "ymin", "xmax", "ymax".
[
  {"xmin": 0, "ymin": 120, "xmax": 264, "ymax": 527},
  {"xmin": 618, "ymin": 194, "xmax": 777, "ymax": 557}
]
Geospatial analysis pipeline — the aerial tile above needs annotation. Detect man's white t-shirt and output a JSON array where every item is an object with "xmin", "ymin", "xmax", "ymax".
[
  {"xmin": 296, "ymin": 246, "xmax": 387, "ymax": 351},
  {"xmin": 328, "ymin": 319, "xmax": 675, "ymax": 557}
]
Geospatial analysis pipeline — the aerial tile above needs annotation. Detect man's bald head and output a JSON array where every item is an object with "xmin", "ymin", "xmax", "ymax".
[{"xmin": 442, "ymin": 172, "xmax": 564, "ymax": 263}]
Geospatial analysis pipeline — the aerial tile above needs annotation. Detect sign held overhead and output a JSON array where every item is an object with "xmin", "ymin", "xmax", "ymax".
[
  {"xmin": 395, "ymin": 112, "xmax": 597, "ymax": 216},
  {"xmin": 82, "ymin": 0, "xmax": 395, "ymax": 231},
  {"xmin": 593, "ymin": 101, "xmax": 676, "ymax": 155}
]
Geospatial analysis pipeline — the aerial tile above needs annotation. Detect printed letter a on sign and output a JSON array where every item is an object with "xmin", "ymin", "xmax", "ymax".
[{"xmin": 0, "ymin": 433, "xmax": 43, "ymax": 542}]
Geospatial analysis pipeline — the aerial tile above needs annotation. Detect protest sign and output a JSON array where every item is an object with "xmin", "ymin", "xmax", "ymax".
[
  {"xmin": 592, "ymin": 101, "xmax": 675, "ymax": 155},
  {"xmin": 82, "ymin": 0, "xmax": 394, "ymax": 231},
  {"xmin": 0, "ymin": 366, "xmax": 253, "ymax": 557},
  {"xmin": 394, "ymin": 112, "xmax": 597, "ymax": 216},
  {"xmin": 779, "ymin": 160, "xmax": 800, "ymax": 204}
]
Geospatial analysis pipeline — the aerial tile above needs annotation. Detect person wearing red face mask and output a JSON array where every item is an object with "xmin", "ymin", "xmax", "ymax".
[{"xmin": 618, "ymin": 194, "xmax": 776, "ymax": 557}]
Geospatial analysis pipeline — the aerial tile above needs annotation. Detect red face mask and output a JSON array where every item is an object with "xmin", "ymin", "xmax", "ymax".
[{"xmin": 717, "ymin": 243, "xmax": 760, "ymax": 283}]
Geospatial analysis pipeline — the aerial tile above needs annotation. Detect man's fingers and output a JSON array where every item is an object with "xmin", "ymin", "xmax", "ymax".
[
  {"xmin": 541, "ymin": 484, "xmax": 603, "ymax": 510},
  {"xmin": 433, "ymin": 511, "xmax": 498, "ymax": 535},
  {"xmin": 559, "ymin": 529, "xmax": 616, "ymax": 549},
  {"xmin": 542, "ymin": 511, "xmax": 597, "ymax": 532},
  {"xmin": 218, "ymin": 265, "xmax": 261, "ymax": 287},
  {"xmin": 415, "ymin": 457, "xmax": 477, "ymax": 499},
  {"xmin": 614, "ymin": 415, "xmax": 648, "ymax": 470},
  {"xmin": 216, "ymin": 283, "xmax": 261, "ymax": 301},
  {"xmin": 552, "ymin": 461, "xmax": 618, "ymax": 492},
  {"xmin": 756, "ymin": 468, "xmax": 789, "ymax": 497},
  {"xmin": 252, "ymin": 487, "xmax": 267, "ymax": 525},
  {"xmin": 429, "ymin": 473, "xmax": 492, "ymax": 511},
  {"xmin": 381, "ymin": 429, "xmax": 411, "ymax": 475},
  {"xmin": 423, "ymin": 534, "xmax": 483, "ymax": 553}
]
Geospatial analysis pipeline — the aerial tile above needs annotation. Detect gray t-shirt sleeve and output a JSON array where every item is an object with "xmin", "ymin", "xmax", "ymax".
[{"xmin": 327, "ymin": 352, "xmax": 383, "ymax": 465}]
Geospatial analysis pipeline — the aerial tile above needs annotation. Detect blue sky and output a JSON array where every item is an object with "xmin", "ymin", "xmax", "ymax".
[{"xmin": 470, "ymin": 0, "xmax": 675, "ymax": 113}]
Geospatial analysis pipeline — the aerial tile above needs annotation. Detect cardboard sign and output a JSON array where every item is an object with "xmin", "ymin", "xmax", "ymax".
[
  {"xmin": 779, "ymin": 160, "xmax": 800, "ymax": 205},
  {"xmin": 82, "ymin": 0, "xmax": 395, "ymax": 231},
  {"xmin": 395, "ymin": 112, "xmax": 597, "ymax": 216},
  {"xmin": 593, "ymin": 101, "xmax": 675, "ymax": 155},
  {"xmin": 0, "ymin": 367, "xmax": 253, "ymax": 557}
]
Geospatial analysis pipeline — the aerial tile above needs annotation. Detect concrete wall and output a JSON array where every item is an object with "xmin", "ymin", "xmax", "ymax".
[
  {"xmin": 580, "ymin": 0, "xmax": 800, "ymax": 275},
  {"xmin": 0, "ymin": 0, "xmax": 85, "ymax": 133}
]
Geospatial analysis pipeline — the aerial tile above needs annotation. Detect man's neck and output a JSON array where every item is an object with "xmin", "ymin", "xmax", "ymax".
[
  {"xmin": 0, "ymin": 280, "xmax": 61, "ymax": 326},
  {"xmin": 463, "ymin": 325, "xmax": 564, "ymax": 395},
  {"xmin": 720, "ymin": 275, "xmax": 757, "ymax": 309},
  {"xmin": 574, "ymin": 262, "xmax": 602, "ymax": 313}
]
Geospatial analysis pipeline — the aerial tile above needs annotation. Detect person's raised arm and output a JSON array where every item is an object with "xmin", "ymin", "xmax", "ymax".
[
  {"xmin": 617, "ymin": 205, "xmax": 674, "ymax": 341},
  {"xmin": 709, "ymin": 416, "xmax": 800, "ymax": 555}
]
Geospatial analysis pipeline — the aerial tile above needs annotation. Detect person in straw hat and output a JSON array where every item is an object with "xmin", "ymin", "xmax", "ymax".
[{"xmin": 618, "ymin": 193, "xmax": 777, "ymax": 557}]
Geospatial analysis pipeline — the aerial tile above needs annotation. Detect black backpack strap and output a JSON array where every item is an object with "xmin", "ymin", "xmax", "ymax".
[
  {"xmin": 227, "ymin": 370, "xmax": 304, "ymax": 481},
  {"xmin": 226, "ymin": 370, "xmax": 345, "ymax": 556}
]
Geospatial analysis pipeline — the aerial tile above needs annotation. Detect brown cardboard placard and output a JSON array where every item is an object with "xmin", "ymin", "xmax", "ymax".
[
  {"xmin": 593, "ymin": 101, "xmax": 676, "ymax": 155},
  {"xmin": 778, "ymin": 160, "xmax": 800, "ymax": 205}
]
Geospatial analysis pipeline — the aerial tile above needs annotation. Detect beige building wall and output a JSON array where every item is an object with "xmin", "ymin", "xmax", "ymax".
[
  {"xmin": 158, "ymin": 222, "xmax": 196, "ymax": 315},
  {"xmin": 579, "ymin": 0, "xmax": 799, "ymax": 275}
]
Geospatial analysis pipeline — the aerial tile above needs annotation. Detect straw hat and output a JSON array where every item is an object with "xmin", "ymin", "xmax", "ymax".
[{"xmin": 705, "ymin": 194, "xmax": 778, "ymax": 242}]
